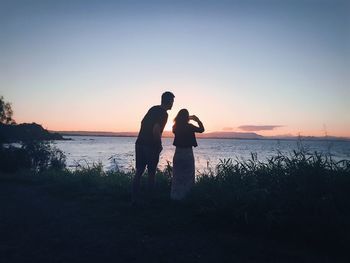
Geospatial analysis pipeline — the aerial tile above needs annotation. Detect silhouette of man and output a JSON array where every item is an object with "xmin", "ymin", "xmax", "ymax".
[{"xmin": 133, "ymin": 91, "xmax": 175, "ymax": 198}]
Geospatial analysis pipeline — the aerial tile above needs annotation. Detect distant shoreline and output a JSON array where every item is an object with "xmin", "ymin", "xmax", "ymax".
[{"xmin": 57, "ymin": 132, "xmax": 350, "ymax": 143}]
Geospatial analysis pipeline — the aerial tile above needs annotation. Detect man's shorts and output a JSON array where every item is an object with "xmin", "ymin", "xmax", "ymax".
[{"xmin": 135, "ymin": 144, "xmax": 160, "ymax": 174}]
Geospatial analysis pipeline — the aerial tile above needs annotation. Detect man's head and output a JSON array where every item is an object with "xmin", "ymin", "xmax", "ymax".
[{"xmin": 161, "ymin": 91, "xmax": 175, "ymax": 111}]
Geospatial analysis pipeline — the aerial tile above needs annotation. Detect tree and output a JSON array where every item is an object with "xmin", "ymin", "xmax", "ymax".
[{"xmin": 0, "ymin": 96, "xmax": 15, "ymax": 124}]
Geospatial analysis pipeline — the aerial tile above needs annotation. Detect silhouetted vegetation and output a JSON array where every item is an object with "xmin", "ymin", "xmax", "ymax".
[
  {"xmin": 0, "ymin": 95, "xmax": 15, "ymax": 125},
  {"xmin": 0, "ymin": 140, "xmax": 66, "ymax": 173},
  {"xmin": 189, "ymin": 152, "xmax": 350, "ymax": 251},
  {"xmin": 1, "ymin": 151, "xmax": 349, "ymax": 262}
]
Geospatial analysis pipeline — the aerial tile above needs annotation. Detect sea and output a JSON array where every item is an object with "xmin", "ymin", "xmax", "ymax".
[{"xmin": 53, "ymin": 136, "xmax": 350, "ymax": 172}]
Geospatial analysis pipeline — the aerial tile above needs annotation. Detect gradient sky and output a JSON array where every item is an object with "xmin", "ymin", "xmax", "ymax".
[{"xmin": 1, "ymin": 0, "xmax": 349, "ymax": 137}]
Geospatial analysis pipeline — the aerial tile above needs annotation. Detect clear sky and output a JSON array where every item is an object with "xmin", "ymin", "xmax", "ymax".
[{"xmin": 1, "ymin": 0, "xmax": 349, "ymax": 137}]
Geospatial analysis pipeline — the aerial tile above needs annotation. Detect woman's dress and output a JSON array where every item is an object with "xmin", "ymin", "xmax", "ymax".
[
  {"xmin": 171, "ymin": 123, "xmax": 203, "ymax": 200},
  {"xmin": 171, "ymin": 147, "xmax": 195, "ymax": 200}
]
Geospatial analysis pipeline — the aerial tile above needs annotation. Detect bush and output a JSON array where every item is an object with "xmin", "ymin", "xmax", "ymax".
[
  {"xmin": 0, "ymin": 140, "xmax": 66, "ymax": 173},
  {"xmin": 0, "ymin": 146, "xmax": 31, "ymax": 173}
]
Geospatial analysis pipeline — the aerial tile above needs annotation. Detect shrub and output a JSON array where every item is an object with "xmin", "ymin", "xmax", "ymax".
[{"xmin": 0, "ymin": 140, "xmax": 66, "ymax": 173}]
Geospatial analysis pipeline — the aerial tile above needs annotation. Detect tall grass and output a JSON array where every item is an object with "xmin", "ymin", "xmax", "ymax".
[
  {"xmin": 188, "ymin": 151, "xmax": 350, "ymax": 249},
  {"xmin": 2, "ymin": 150, "xmax": 349, "ymax": 250}
]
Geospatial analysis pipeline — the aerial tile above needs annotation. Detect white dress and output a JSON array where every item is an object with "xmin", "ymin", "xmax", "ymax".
[{"xmin": 171, "ymin": 147, "xmax": 195, "ymax": 200}]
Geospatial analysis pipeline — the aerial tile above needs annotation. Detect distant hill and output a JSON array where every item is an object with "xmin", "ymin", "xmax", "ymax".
[{"xmin": 0, "ymin": 123, "xmax": 64, "ymax": 142}]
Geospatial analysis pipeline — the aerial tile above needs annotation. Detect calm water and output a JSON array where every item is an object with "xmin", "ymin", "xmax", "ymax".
[{"xmin": 53, "ymin": 136, "xmax": 350, "ymax": 172}]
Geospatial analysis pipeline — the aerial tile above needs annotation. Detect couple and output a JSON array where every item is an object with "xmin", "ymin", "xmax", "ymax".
[{"xmin": 132, "ymin": 91, "xmax": 204, "ymax": 200}]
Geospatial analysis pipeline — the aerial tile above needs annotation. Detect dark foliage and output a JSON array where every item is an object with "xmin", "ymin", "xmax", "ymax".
[
  {"xmin": 0, "ymin": 140, "xmax": 66, "ymax": 173},
  {"xmin": 187, "ymin": 152, "xmax": 350, "ymax": 252},
  {"xmin": 1, "ymin": 151, "xmax": 350, "ymax": 261},
  {"xmin": 0, "ymin": 95, "xmax": 15, "ymax": 125},
  {"xmin": 0, "ymin": 146, "xmax": 31, "ymax": 173}
]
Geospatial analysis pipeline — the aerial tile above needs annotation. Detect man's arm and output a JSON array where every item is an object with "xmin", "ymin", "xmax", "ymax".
[{"xmin": 153, "ymin": 123, "xmax": 162, "ymax": 149}]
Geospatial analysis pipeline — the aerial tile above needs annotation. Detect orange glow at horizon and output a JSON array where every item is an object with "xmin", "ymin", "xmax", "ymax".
[
  {"xmin": 25, "ymin": 118, "xmax": 350, "ymax": 139},
  {"xmin": 13, "ymin": 105, "xmax": 350, "ymax": 138},
  {"xmin": 11, "ymin": 83, "xmax": 350, "ymax": 138}
]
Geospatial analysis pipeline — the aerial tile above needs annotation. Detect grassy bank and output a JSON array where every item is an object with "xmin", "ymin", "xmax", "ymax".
[{"xmin": 1, "ymin": 151, "xmax": 350, "ymax": 262}]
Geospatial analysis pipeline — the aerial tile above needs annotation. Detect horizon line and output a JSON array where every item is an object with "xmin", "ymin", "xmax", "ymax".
[{"xmin": 52, "ymin": 130, "xmax": 350, "ymax": 140}]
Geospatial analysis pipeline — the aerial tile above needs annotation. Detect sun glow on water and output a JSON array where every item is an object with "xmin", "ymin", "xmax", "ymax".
[{"xmin": 164, "ymin": 122, "xmax": 173, "ymax": 132}]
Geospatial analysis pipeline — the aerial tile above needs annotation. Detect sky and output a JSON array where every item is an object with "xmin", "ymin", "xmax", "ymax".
[{"xmin": 1, "ymin": 0, "xmax": 349, "ymax": 137}]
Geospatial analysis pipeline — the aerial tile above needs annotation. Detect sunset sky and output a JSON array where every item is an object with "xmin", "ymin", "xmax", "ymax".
[{"xmin": 1, "ymin": 0, "xmax": 349, "ymax": 137}]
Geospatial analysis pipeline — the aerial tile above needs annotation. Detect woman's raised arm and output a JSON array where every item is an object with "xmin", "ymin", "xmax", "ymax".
[{"xmin": 190, "ymin": 115, "xmax": 205, "ymax": 133}]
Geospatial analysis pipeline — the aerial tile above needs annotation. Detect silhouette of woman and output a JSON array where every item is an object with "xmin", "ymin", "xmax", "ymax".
[{"xmin": 171, "ymin": 109, "xmax": 204, "ymax": 200}]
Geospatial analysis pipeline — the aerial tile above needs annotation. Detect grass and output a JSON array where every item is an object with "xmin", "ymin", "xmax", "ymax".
[
  {"xmin": 191, "ymin": 152, "xmax": 350, "ymax": 245},
  {"xmin": 1, "ymin": 151, "xmax": 350, "ymax": 262}
]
